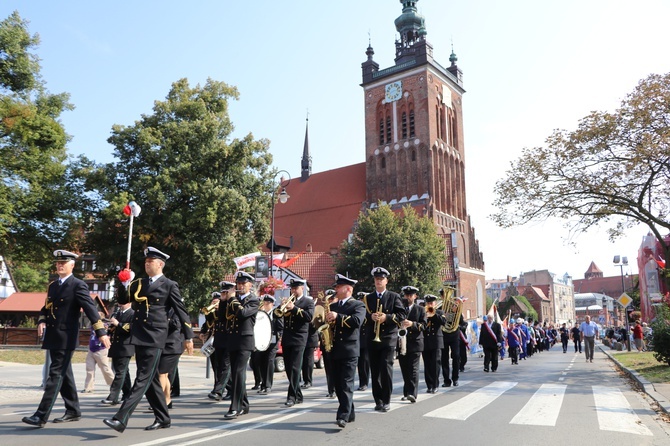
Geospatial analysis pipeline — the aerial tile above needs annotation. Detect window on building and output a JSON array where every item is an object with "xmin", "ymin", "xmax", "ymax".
[
  {"xmin": 379, "ymin": 119, "xmax": 384, "ymax": 145},
  {"xmin": 386, "ymin": 117, "xmax": 391, "ymax": 142},
  {"xmin": 381, "ymin": 157, "xmax": 386, "ymax": 169},
  {"xmin": 409, "ymin": 110, "xmax": 415, "ymax": 137},
  {"xmin": 401, "ymin": 112, "xmax": 407, "ymax": 139},
  {"xmin": 411, "ymin": 150, "xmax": 416, "ymax": 161}
]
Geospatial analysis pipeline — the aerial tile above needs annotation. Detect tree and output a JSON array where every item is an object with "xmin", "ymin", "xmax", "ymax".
[
  {"xmin": 0, "ymin": 11, "xmax": 81, "ymax": 289},
  {"xmin": 492, "ymin": 73, "xmax": 670, "ymax": 283},
  {"xmin": 85, "ymin": 78, "xmax": 274, "ymax": 311},
  {"xmin": 336, "ymin": 205, "xmax": 446, "ymax": 295}
]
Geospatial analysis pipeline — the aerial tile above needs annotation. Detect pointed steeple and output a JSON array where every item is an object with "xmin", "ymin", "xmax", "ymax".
[
  {"xmin": 300, "ymin": 115, "xmax": 311, "ymax": 182},
  {"xmin": 394, "ymin": 0, "xmax": 427, "ymax": 63},
  {"xmin": 447, "ymin": 43, "xmax": 463, "ymax": 85},
  {"xmin": 361, "ymin": 33, "xmax": 379, "ymax": 84}
]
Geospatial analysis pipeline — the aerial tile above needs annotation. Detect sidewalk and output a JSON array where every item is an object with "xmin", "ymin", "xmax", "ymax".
[{"xmin": 598, "ymin": 344, "xmax": 670, "ymax": 415}]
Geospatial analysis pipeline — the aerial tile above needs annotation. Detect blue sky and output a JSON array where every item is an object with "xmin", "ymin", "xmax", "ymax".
[{"xmin": 4, "ymin": 0, "xmax": 670, "ymax": 282}]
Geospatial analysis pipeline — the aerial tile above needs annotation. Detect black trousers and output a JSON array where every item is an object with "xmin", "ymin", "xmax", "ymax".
[
  {"xmin": 283, "ymin": 345, "xmax": 305, "ymax": 403},
  {"xmin": 422, "ymin": 348, "xmax": 440, "ymax": 390},
  {"xmin": 509, "ymin": 346, "xmax": 519, "ymax": 364},
  {"xmin": 333, "ymin": 356, "xmax": 357, "ymax": 422},
  {"xmin": 483, "ymin": 346, "xmax": 498, "ymax": 371},
  {"xmin": 441, "ymin": 334, "xmax": 460, "ymax": 384},
  {"xmin": 213, "ymin": 347, "xmax": 232, "ymax": 396},
  {"xmin": 228, "ymin": 349, "xmax": 252, "ymax": 413},
  {"xmin": 369, "ymin": 344, "xmax": 395, "ymax": 405},
  {"xmin": 107, "ymin": 356, "xmax": 132, "ymax": 403},
  {"xmin": 322, "ymin": 348, "xmax": 335, "ymax": 394},
  {"xmin": 113, "ymin": 346, "xmax": 168, "ymax": 425},
  {"xmin": 398, "ymin": 351, "xmax": 420, "ymax": 398},
  {"xmin": 34, "ymin": 349, "xmax": 78, "ymax": 421},
  {"xmin": 459, "ymin": 341, "xmax": 468, "ymax": 370},
  {"xmin": 357, "ymin": 347, "xmax": 370, "ymax": 387},
  {"xmin": 301, "ymin": 346, "xmax": 315, "ymax": 385},
  {"xmin": 573, "ymin": 338, "xmax": 582, "ymax": 352},
  {"xmin": 258, "ymin": 344, "xmax": 278, "ymax": 390},
  {"xmin": 250, "ymin": 351, "xmax": 262, "ymax": 386}
]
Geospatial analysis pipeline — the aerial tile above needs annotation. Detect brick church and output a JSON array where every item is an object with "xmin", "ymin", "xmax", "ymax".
[{"xmin": 269, "ymin": 0, "xmax": 486, "ymax": 319}]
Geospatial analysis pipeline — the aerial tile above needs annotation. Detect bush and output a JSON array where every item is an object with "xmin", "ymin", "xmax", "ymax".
[{"xmin": 650, "ymin": 304, "xmax": 670, "ymax": 366}]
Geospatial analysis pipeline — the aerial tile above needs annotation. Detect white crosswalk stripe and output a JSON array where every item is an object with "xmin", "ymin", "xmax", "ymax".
[
  {"xmin": 359, "ymin": 381, "xmax": 473, "ymax": 413},
  {"xmin": 509, "ymin": 383, "xmax": 566, "ymax": 426},
  {"xmin": 424, "ymin": 381, "xmax": 517, "ymax": 420},
  {"xmin": 592, "ymin": 385, "xmax": 653, "ymax": 436}
]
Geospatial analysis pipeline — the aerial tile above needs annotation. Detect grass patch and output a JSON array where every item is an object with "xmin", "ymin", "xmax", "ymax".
[
  {"xmin": 614, "ymin": 351, "xmax": 670, "ymax": 383},
  {"xmin": 0, "ymin": 349, "xmax": 88, "ymax": 365}
]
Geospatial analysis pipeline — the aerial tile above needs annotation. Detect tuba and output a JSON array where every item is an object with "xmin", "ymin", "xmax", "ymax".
[{"xmin": 440, "ymin": 286, "xmax": 463, "ymax": 334}]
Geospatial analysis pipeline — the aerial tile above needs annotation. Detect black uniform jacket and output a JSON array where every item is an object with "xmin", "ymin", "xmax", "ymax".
[
  {"xmin": 280, "ymin": 295, "xmax": 315, "ymax": 348},
  {"xmin": 479, "ymin": 321, "xmax": 503, "ymax": 349},
  {"xmin": 163, "ymin": 308, "xmax": 186, "ymax": 355},
  {"xmin": 424, "ymin": 309, "xmax": 447, "ymax": 350},
  {"xmin": 108, "ymin": 307, "xmax": 135, "ymax": 358},
  {"xmin": 119, "ymin": 276, "xmax": 194, "ymax": 349},
  {"xmin": 363, "ymin": 290, "xmax": 407, "ymax": 348},
  {"xmin": 330, "ymin": 298, "xmax": 366, "ymax": 360},
  {"xmin": 39, "ymin": 276, "xmax": 107, "ymax": 350},
  {"xmin": 200, "ymin": 311, "xmax": 216, "ymax": 339},
  {"xmin": 404, "ymin": 304, "xmax": 427, "ymax": 353},
  {"xmin": 224, "ymin": 293, "xmax": 259, "ymax": 352}
]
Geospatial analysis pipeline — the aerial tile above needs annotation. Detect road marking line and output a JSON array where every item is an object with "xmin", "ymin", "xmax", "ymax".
[
  {"xmin": 359, "ymin": 380, "xmax": 473, "ymax": 412},
  {"xmin": 510, "ymin": 383, "xmax": 566, "ymax": 426},
  {"xmin": 424, "ymin": 381, "xmax": 517, "ymax": 421},
  {"xmin": 592, "ymin": 385, "xmax": 652, "ymax": 436}
]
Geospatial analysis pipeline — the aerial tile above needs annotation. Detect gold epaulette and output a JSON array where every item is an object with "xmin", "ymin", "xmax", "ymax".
[
  {"xmin": 92, "ymin": 320, "xmax": 105, "ymax": 331},
  {"xmin": 185, "ymin": 322, "xmax": 192, "ymax": 328}
]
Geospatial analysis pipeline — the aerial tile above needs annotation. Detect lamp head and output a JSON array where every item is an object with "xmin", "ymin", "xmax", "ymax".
[{"xmin": 278, "ymin": 188, "xmax": 290, "ymax": 204}]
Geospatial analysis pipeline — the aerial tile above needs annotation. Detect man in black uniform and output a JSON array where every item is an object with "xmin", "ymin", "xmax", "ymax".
[
  {"xmin": 200, "ymin": 292, "xmax": 221, "ymax": 400},
  {"xmin": 327, "ymin": 274, "xmax": 365, "ymax": 428},
  {"xmin": 364, "ymin": 267, "xmax": 406, "ymax": 412},
  {"xmin": 355, "ymin": 291, "xmax": 370, "ymax": 391},
  {"xmin": 23, "ymin": 250, "xmax": 110, "ymax": 428},
  {"xmin": 222, "ymin": 271, "xmax": 259, "ymax": 419},
  {"xmin": 301, "ymin": 288, "xmax": 319, "ymax": 389},
  {"xmin": 101, "ymin": 298, "xmax": 135, "ymax": 405},
  {"xmin": 212, "ymin": 282, "xmax": 235, "ymax": 401},
  {"xmin": 277, "ymin": 278, "xmax": 314, "ymax": 407},
  {"xmin": 257, "ymin": 294, "xmax": 283, "ymax": 394},
  {"xmin": 440, "ymin": 291, "xmax": 464, "ymax": 387},
  {"xmin": 423, "ymin": 294, "xmax": 446, "ymax": 392},
  {"xmin": 103, "ymin": 247, "xmax": 194, "ymax": 433},
  {"xmin": 320, "ymin": 289, "xmax": 337, "ymax": 398},
  {"xmin": 398, "ymin": 286, "xmax": 426, "ymax": 403}
]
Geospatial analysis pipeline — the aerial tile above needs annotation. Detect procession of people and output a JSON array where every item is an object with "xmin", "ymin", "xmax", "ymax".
[{"xmin": 23, "ymin": 252, "xmax": 609, "ymax": 432}]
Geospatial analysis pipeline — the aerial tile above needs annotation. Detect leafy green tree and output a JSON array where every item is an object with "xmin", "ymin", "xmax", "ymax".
[
  {"xmin": 10, "ymin": 260, "xmax": 49, "ymax": 292},
  {"xmin": 86, "ymin": 78, "xmax": 274, "ymax": 311},
  {"xmin": 492, "ymin": 73, "xmax": 670, "ymax": 286},
  {"xmin": 0, "ymin": 11, "xmax": 84, "ymax": 289},
  {"xmin": 336, "ymin": 205, "xmax": 445, "ymax": 295}
]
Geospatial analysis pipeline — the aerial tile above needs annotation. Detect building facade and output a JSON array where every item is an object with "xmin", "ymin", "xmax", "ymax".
[{"xmin": 519, "ymin": 269, "xmax": 575, "ymax": 324}]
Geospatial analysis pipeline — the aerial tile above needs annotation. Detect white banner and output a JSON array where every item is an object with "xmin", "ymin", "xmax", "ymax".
[{"xmin": 233, "ymin": 251, "xmax": 261, "ymax": 270}]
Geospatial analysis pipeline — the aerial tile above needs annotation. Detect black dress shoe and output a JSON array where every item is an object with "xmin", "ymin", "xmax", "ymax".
[
  {"xmin": 453, "ymin": 381, "xmax": 459, "ymax": 387},
  {"xmin": 223, "ymin": 411, "xmax": 240, "ymax": 420},
  {"xmin": 222, "ymin": 393, "xmax": 232, "ymax": 401},
  {"xmin": 22, "ymin": 415, "xmax": 46, "ymax": 427},
  {"xmin": 208, "ymin": 392, "xmax": 222, "ymax": 401},
  {"xmin": 374, "ymin": 403, "xmax": 383, "ymax": 411},
  {"xmin": 145, "ymin": 420, "xmax": 171, "ymax": 430},
  {"xmin": 407, "ymin": 395, "xmax": 416, "ymax": 403},
  {"xmin": 284, "ymin": 400, "xmax": 295, "ymax": 407},
  {"xmin": 167, "ymin": 402, "xmax": 173, "ymax": 409},
  {"xmin": 443, "ymin": 382, "xmax": 451, "ymax": 387},
  {"xmin": 336, "ymin": 419, "xmax": 347, "ymax": 428},
  {"xmin": 100, "ymin": 399, "xmax": 119, "ymax": 405},
  {"xmin": 250, "ymin": 385, "xmax": 260, "ymax": 391},
  {"xmin": 53, "ymin": 413, "xmax": 81, "ymax": 423},
  {"xmin": 483, "ymin": 368, "xmax": 490, "ymax": 372},
  {"xmin": 357, "ymin": 385, "xmax": 368, "ymax": 391},
  {"xmin": 381, "ymin": 404, "xmax": 390, "ymax": 412},
  {"xmin": 103, "ymin": 418, "xmax": 126, "ymax": 433},
  {"xmin": 326, "ymin": 392, "xmax": 335, "ymax": 398},
  {"xmin": 300, "ymin": 383, "xmax": 311, "ymax": 389}
]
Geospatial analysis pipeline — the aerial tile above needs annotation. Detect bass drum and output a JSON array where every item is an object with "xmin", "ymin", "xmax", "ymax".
[{"xmin": 254, "ymin": 310, "xmax": 272, "ymax": 352}]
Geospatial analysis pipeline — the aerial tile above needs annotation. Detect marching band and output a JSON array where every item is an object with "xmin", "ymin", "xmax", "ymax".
[{"xmin": 25, "ymin": 252, "xmax": 527, "ymax": 432}]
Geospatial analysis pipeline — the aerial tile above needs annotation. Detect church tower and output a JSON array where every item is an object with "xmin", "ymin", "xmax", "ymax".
[{"xmin": 361, "ymin": 0, "xmax": 484, "ymax": 315}]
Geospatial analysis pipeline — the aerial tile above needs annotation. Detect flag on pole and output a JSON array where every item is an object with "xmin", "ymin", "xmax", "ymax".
[
  {"xmin": 270, "ymin": 253, "xmax": 284, "ymax": 266},
  {"xmin": 233, "ymin": 252, "xmax": 262, "ymax": 270}
]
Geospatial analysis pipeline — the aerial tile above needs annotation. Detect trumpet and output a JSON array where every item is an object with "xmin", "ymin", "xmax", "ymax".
[
  {"xmin": 373, "ymin": 300, "xmax": 383, "ymax": 343},
  {"xmin": 201, "ymin": 301, "xmax": 219, "ymax": 315},
  {"xmin": 274, "ymin": 294, "xmax": 296, "ymax": 317}
]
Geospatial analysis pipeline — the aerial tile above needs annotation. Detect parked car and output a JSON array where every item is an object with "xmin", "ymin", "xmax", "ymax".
[{"xmin": 274, "ymin": 343, "xmax": 324, "ymax": 373}]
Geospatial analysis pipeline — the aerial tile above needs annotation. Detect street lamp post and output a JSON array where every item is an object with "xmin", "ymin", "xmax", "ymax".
[
  {"xmin": 270, "ymin": 171, "xmax": 291, "ymax": 278},
  {"xmin": 614, "ymin": 255, "xmax": 631, "ymax": 351}
]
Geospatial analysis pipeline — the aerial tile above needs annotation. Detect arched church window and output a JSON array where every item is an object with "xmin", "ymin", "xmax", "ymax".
[
  {"xmin": 402, "ymin": 112, "xmax": 407, "ymax": 139},
  {"xmin": 386, "ymin": 117, "xmax": 391, "ymax": 143},
  {"xmin": 409, "ymin": 110, "xmax": 415, "ymax": 137},
  {"xmin": 379, "ymin": 119, "xmax": 385, "ymax": 145},
  {"xmin": 381, "ymin": 156, "xmax": 386, "ymax": 169}
]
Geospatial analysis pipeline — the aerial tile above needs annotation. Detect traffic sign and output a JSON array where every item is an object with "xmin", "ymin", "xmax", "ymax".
[{"xmin": 617, "ymin": 292, "xmax": 632, "ymax": 307}]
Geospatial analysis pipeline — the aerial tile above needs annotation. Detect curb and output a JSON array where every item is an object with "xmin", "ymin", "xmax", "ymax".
[{"xmin": 599, "ymin": 345, "xmax": 670, "ymax": 414}]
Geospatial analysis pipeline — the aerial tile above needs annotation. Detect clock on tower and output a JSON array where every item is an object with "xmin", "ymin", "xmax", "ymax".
[{"xmin": 385, "ymin": 81, "xmax": 402, "ymax": 102}]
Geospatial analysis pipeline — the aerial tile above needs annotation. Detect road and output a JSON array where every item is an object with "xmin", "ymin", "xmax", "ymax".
[{"xmin": 1, "ymin": 345, "xmax": 669, "ymax": 446}]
